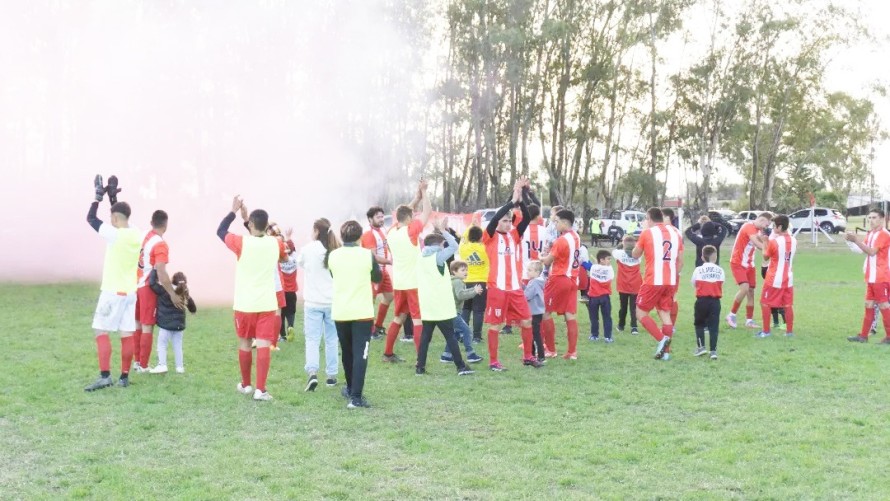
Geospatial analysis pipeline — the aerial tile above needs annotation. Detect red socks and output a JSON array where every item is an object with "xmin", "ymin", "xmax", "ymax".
[
  {"xmin": 521, "ymin": 325, "xmax": 533, "ymax": 359},
  {"xmin": 746, "ymin": 305, "xmax": 755, "ymax": 321},
  {"xmin": 785, "ymin": 306, "xmax": 794, "ymax": 333},
  {"xmin": 383, "ymin": 321, "xmax": 400, "ymax": 355},
  {"xmin": 543, "ymin": 317, "xmax": 556, "ymax": 353},
  {"xmin": 881, "ymin": 307, "xmax": 890, "ymax": 337},
  {"xmin": 731, "ymin": 300, "xmax": 741, "ymax": 315},
  {"xmin": 566, "ymin": 319, "xmax": 578, "ymax": 355},
  {"xmin": 256, "ymin": 347, "xmax": 271, "ymax": 392},
  {"xmin": 413, "ymin": 320, "xmax": 422, "ymax": 353},
  {"xmin": 96, "ymin": 333, "xmax": 111, "ymax": 372},
  {"xmin": 487, "ymin": 328, "xmax": 500, "ymax": 364},
  {"xmin": 375, "ymin": 303, "xmax": 390, "ymax": 329},
  {"xmin": 640, "ymin": 315, "xmax": 662, "ymax": 341},
  {"xmin": 670, "ymin": 301, "xmax": 678, "ymax": 326},
  {"xmin": 762, "ymin": 305, "xmax": 772, "ymax": 334},
  {"xmin": 133, "ymin": 331, "xmax": 142, "ymax": 364},
  {"xmin": 139, "ymin": 332, "xmax": 153, "ymax": 368},
  {"xmin": 862, "ymin": 307, "xmax": 877, "ymax": 337},
  {"xmin": 120, "ymin": 336, "xmax": 134, "ymax": 375},
  {"xmin": 661, "ymin": 324, "xmax": 673, "ymax": 352},
  {"xmin": 239, "ymin": 349, "xmax": 252, "ymax": 387}
]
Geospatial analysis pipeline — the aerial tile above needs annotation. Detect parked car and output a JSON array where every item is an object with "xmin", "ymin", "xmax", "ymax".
[
  {"xmin": 705, "ymin": 211, "xmax": 737, "ymax": 236},
  {"xmin": 709, "ymin": 208, "xmax": 737, "ymax": 221},
  {"xmin": 729, "ymin": 210, "xmax": 767, "ymax": 233},
  {"xmin": 600, "ymin": 210, "xmax": 646, "ymax": 239},
  {"xmin": 789, "ymin": 207, "xmax": 847, "ymax": 234},
  {"xmin": 474, "ymin": 208, "xmax": 500, "ymax": 227}
]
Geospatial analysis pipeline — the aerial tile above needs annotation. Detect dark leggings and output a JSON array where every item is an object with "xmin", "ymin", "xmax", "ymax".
[
  {"xmin": 461, "ymin": 282, "xmax": 487, "ymax": 338},
  {"xmin": 279, "ymin": 291, "xmax": 297, "ymax": 337},
  {"xmin": 335, "ymin": 320, "xmax": 372, "ymax": 399},
  {"xmin": 771, "ymin": 308, "xmax": 786, "ymax": 325},
  {"xmin": 694, "ymin": 297, "xmax": 721, "ymax": 351},
  {"xmin": 417, "ymin": 320, "xmax": 466, "ymax": 371},
  {"xmin": 618, "ymin": 293, "xmax": 638, "ymax": 329},
  {"xmin": 531, "ymin": 314, "xmax": 545, "ymax": 359}
]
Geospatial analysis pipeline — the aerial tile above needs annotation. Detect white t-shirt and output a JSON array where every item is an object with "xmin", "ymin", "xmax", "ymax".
[{"xmin": 296, "ymin": 240, "xmax": 334, "ymax": 308}]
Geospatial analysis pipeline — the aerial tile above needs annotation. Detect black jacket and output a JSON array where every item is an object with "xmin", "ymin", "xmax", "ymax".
[
  {"xmin": 685, "ymin": 223, "xmax": 727, "ymax": 267},
  {"xmin": 148, "ymin": 269, "xmax": 197, "ymax": 331}
]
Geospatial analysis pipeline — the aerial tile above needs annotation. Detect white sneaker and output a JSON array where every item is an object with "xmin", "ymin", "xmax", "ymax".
[
  {"xmin": 133, "ymin": 364, "xmax": 149, "ymax": 374},
  {"xmin": 149, "ymin": 365, "xmax": 168, "ymax": 374},
  {"xmin": 237, "ymin": 383, "xmax": 253, "ymax": 395},
  {"xmin": 745, "ymin": 319, "xmax": 759, "ymax": 329},
  {"xmin": 175, "ymin": 367, "xmax": 185, "ymax": 374},
  {"xmin": 253, "ymin": 389, "xmax": 273, "ymax": 401},
  {"xmin": 654, "ymin": 336, "xmax": 671, "ymax": 359},
  {"xmin": 726, "ymin": 313, "xmax": 737, "ymax": 329}
]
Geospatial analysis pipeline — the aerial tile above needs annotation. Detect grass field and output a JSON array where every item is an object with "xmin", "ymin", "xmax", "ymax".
[{"xmin": 3, "ymin": 238, "xmax": 890, "ymax": 499}]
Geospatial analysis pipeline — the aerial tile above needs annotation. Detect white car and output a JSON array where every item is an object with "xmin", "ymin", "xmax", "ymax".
[{"xmin": 789, "ymin": 207, "xmax": 846, "ymax": 234}]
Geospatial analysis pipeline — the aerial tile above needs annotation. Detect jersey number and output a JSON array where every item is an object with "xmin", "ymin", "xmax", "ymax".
[
  {"xmin": 572, "ymin": 249, "xmax": 581, "ymax": 268},
  {"xmin": 662, "ymin": 242, "xmax": 673, "ymax": 261}
]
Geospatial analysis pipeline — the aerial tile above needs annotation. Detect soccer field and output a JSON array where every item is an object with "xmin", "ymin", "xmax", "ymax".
[{"xmin": 3, "ymin": 240, "xmax": 889, "ymax": 499}]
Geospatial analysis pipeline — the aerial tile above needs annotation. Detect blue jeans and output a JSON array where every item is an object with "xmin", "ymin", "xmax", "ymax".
[
  {"xmin": 304, "ymin": 306, "xmax": 339, "ymax": 376},
  {"xmin": 587, "ymin": 295, "xmax": 613, "ymax": 338},
  {"xmin": 443, "ymin": 315, "xmax": 475, "ymax": 357}
]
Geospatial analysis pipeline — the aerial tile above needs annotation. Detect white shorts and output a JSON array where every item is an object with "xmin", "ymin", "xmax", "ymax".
[{"xmin": 92, "ymin": 291, "xmax": 137, "ymax": 333}]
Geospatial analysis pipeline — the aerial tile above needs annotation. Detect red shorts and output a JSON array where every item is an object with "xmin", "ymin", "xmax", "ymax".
[
  {"xmin": 544, "ymin": 276, "xmax": 578, "ymax": 315},
  {"xmin": 761, "ymin": 286, "xmax": 793, "ymax": 308},
  {"xmin": 234, "ymin": 311, "xmax": 279, "ymax": 342},
  {"xmin": 866, "ymin": 282, "xmax": 890, "ymax": 303},
  {"xmin": 373, "ymin": 269, "xmax": 394, "ymax": 296},
  {"xmin": 276, "ymin": 290, "xmax": 286, "ymax": 309},
  {"xmin": 393, "ymin": 289, "xmax": 421, "ymax": 319},
  {"xmin": 484, "ymin": 288, "xmax": 531, "ymax": 325},
  {"xmin": 134, "ymin": 286, "xmax": 158, "ymax": 325},
  {"xmin": 636, "ymin": 284, "xmax": 675, "ymax": 312},
  {"xmin": 731, "ymin": 264, "xmax": 757, "ymax": 288}
]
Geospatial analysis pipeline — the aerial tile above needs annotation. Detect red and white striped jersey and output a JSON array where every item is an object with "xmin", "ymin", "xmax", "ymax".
[
  {"xmin": 731, "ymin": 222, "xmax": 761, "ymax": 268},
  {"xmin": 136, "ymin": 230, "xmax": 169, "ymax": 288},
  {"xmin": 521, "ymin": 223, "xmax": 545, "ymax": 273},
  {"xmin": 764, "ymin": 234, "xmax": 796, "ymax": 288},
  {"xmin": 638, "ymin": 224, "xmax": 682, "ymax": 286},
  {"xmin": 691, "ymin": 262, "xmax": 724, "ymax": 298},
  {"xmin": 863, "ymin": 229, "xmax": 890, "ymax": 284},
  {"xmin": 550, "ymin": 230, "xmax": 581, "ymax": 279},
  {"xmin": 587, "ymin": 264, "xmax": 614, "ymax": 297},
  {"xmin": 361, "ymin": 227, "xmax": 390, "ymax": 262},
  {"xmin": 611, "ymin": 249, "xmax": 642, "ymax": 294},
  {"xmin": 484, "ymin": 229, "xmax": 522, "ymax": 291}
]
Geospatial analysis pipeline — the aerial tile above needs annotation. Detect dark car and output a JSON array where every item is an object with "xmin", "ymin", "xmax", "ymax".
[{"xmin": 706, "ymin": 211, "xmax": 736, "ymax": 236}]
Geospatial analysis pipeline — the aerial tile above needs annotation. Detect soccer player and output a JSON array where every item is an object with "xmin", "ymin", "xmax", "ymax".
[
  {"xmin": 382, "ymin": 180, "xmax": 432, "ymax": 362},
  {"xmin": 217, "ymin": 196, "xmax": 287, "ymax": 401},
  {"xmin": 133, "ymin": 210, "xmax": 178, "ymax": 373},
  {"xmin": 662, "ymin": 208, "xmax": 681, "ymax": 329},
  {"xmin": 632, "ymin": 208, "xmax": 683, "ymax": 360},
  {"xmin": 756, "ymin": 215, "xmax": 796, "ymax": 338},
  {"xmin": 328, "ymin": 220, "xmax": 382, "ymax": 409},
  {"xmin": 587, "ymin": 250, "xmax": 615, "ymax": 342},
  {"xmin": 483, "ymin": 178, "xmax": 540, "ymax": 370},
  {"xmin": 612, "ymin": 235, "xmax": 642, "ymax": 335},
  {"xmin": 691, "ymin": 245, "xmax": 725, "ymax": 359},
  {"xmin": 84, "ymin": 179, "xmax": 143, "ymax": 391},
  {"xmin": 362, "ymin": 206, "xmax": 393, "ymax": 340},
  {"xmin": 541, "ymin": 210, "xmax": 582, "ymax": 359},
  {"xmin": 846, "ymin": 209, "xmax": 890, "ymax": 343},
  {"xmin": 278, "ymin": 227, "xmax": 298, "ymax": 343},
  {"xmin": 726, "ymin": 213, "xmax": 773, "ymax": 329},
  {"xmin": 520, "ymin": 203, "xmax": 546, "ymax": 280}
]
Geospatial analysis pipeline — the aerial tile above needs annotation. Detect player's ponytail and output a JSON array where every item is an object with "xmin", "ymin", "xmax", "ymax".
[{"xmin": 315, "ymin": 218, "xmax": 340, "ymax": 269}]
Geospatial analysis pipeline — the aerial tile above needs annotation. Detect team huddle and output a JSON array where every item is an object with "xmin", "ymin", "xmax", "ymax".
[{"xmin": 83, "ymin": 174, "xmax": 890, "ymax": 409}]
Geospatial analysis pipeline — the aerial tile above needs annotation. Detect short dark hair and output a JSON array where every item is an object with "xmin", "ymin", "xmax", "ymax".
[
  {"xmin": 468, "ymin": 226, "xmax": 483, "ymax": 243},
  {"xmin": 395, "ymin": 205, "xmax": 413, "ymax": 223},
  {"xmin": 527, "ymin": 204, "xmax": 541, "ymax": 221},
  {"xmin": 662, "ymin": 208, "xmax": 675, "ymax": 220},
  {"xmin": 366, "ymin": 206, "xmax": 384, "ymax": 220},
  {"xmin": 556, "ymin": 209, "xmax": 574, "ymax": 225},
  {"xmin": 449, "ymin": 260, "xmax": 468, "ymax": 274},
  {"xmin": 111, "ymin": 202, "xmax": 131, "ymax": 219},
  {"xmin": 773, "ymin": 214, "xmax": 789, "ymax": 232},
  {"xmin": 249, "ymin": 209, "xmax": 269, "ymax": 232},
  {"xmin": 647, "ymin": 207, "xmax": 663, "ymax": 223},
  {"xmin": 340, "ymin": 220, "xmax": 363, "ymax": 244},
  {"xmin": 759, "ymin": 212, "xmax": 774, "ymax": 221},
  {"xmin": 423, "ymin": 232, "xmax": 445, "ymax": 247},
  {"xmin": 151, "ymin": 210, "xmax": 168, "ymax": 229},
  {"xmin": 596, "ymin": 250, "xmax": 611, "ymax": 262},
  {"xmin": 870, "ymin": 208, "xmax": 886, "ymax": 219},
  {"xmin": 702, "ymin": 245, "xmax": 717, "ymax": 261}
]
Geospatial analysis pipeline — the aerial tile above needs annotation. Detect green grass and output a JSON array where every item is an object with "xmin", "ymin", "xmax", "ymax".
[{"xmin": 3, "ymin": 238, "xmax": 889, "ymax": 499}]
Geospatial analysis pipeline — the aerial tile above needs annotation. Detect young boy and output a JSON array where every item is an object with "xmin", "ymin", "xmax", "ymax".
[
  {"xmin": 587, "ymin": 250, "xmax": 615, "ymax": 342},
  {"xmin": 756, "ymin": 215, "xmax": 796, "ymax": 338},
  {"xmin": 523, "ymin": 260, "xmax": 547, "ymax": 361},
  {"xmin": 441, "ymin": 260, "xmax": 484, "ymax": 364},
  {"xmin": 612, "ymin": 236, "xmax": 641, "ymax": 335},
  {"xmin": 691, "ymin": 245, "xmax": 724, "ymax": 359}
]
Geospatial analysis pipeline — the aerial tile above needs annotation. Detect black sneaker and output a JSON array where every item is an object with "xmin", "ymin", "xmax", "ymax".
[
  {"xmin": 457, "ymin": 367, "xmax": 475, "ymax": 376},
  {"xmin": 94, "ymin": 175, "xmax": 105, "ymax": 202},
  {"xmin": 631, "ymin": 327, "xmax": 639, "ymax": 335},
  {"xmin": 347, "ymin": 396, "xmax": 371, "ymax": 409},
  {"xmin": 501, "ymin": 325, "xmax": 513, "ymax": 335},
  {"xmin": 523, "ymin": 358, "xmax": 544, "ymax": 368},
  {"xmin": 847, "ymin": 335, "xmax": 868, "ymax": 343},
  {"xmin": 105, "ymin": 175, "xmax": 121, "ymax": 204},
  {"xmin": 415, "ymin": 367, "xmax": 426, "ymax": 376},
  {"xmin": 326, "ymin": 377, "xmax": 337, "ymax": 387},
  {"xmin": 116, "ymin": 377, "xmax": 130, "ymax": 388},
  {"xmin": 305, "ymin": 374, "xmax": 318, "ymax": 392},
  {"xmin": 371, "ymin": 327, "xmax": 385, "ymax": 340},
  {"xmin": 341, "ymin": 386, "xmax": 351, "ymax": 399},
  {"xmin": 400, "ymin": 335, "xmax": 414, "ymax": 343},
  {"xmin": 466, "ymin": 352, "xmax": 483, "ymax": 363},
  {"xmin": 84, "ymin": 376, "xmax": 114, "ymax": 392},
  {"xmin": 472, "ymin": 337, "xmax": 483, "ymax": 344},
  {"xmin": 382, "ymin": 353, "xmax": 404, "ymax": 363}
]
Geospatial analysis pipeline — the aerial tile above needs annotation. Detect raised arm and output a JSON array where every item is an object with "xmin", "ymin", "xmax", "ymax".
[
  {"xmin": 87, "ymin": 201, "xmax": 103, "ymax": 232},
  {"xmin": 516, "ymin": 202, "xmax": 530, "ymax": 237},
  {"xmin": 684, "ymin": 226, "xmax": 704, "ymax": 246},
  {"xmin": 486, "ymin": 200, "xmax": 515, "ymax": 237},
  {"xmin": 418, "ymin": 180, "xmax": 432, "ymax": 226},
  {"xmin": 435, "ymin": 225, "xmax": 459, "ymax": 266}
]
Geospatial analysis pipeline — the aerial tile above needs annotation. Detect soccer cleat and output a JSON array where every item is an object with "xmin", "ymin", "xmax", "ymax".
[
  {"xmin": 472, "ymin": 337, "xmax": 483, "ymax": 344},
  {"xmin": 694, "ymin": 346, "xmax": 708, "ymax": 357},
  {"xmin": 588, "ymin": 335, "xmax": 599, "ymax": 342},
  {"xmin": 105, "ymin": 175, "xmax": 121, "ymax": 204},
  {"xmin": 745, "ymin": 319, "xmax": 758, "ymax": 329},
  {"xmin": 347, "ymin": 397, "xmax": 371, "ymax": 409},
  {"xmin": 654, "ymin": 336, "xmax": 671, "ymax": 359},
  {"xmin": 544, "ymin": 351, "xmax": 558, "ymax": 358},
  {"xmin": 439, "ymin": 354, "xmax": 453, "ymax": 363},
  {"xmin": 94, "ymin": 174, "xmax": 105, "ymax": 202},
  {"xmin": 710, "ymin": 351, "xmax": 718, "ymax": 360},
  {"xmin": 286, "ymin": 326, "xmax": 295, "ymax": 341},
  {"xmin": 661, "ymin": 353, "xmax": 671, "ymax": 361},
  {"xmin": 133, "ymin": 364, "xmax": 149, "ymax": 374},
  {"xmin": 415, "ymin": 367, "xmax": 426, "ymax": 376},
  {"xmin": 756, "ymin": 331, "xmax": 771, "ymax": 338},
  {"xmin": 149, "ymin": 365, "xmax": 168, "ymax": 374},
  {"xmin": 847, "ymin": 335, "xmax": 868, "ymax": 343},
  {"xmin": 341, "ymin": 386, "xmax": 351, "ymax": 399},
  {"xmin": 630, "ymin": 328, "xmax": 639, "ymax": 335},
  {"xmin": 382, "ymin": 353, "xmax": 404, "ymax": 363},
  {"xmin": 489, "ymin": 362, "xmax": 507, "ymax": 372},
  {"xmin": 466, "ymin": 353, "xmax": 483, "ymax": 364},
  {"xmin": 562, "ymin": 352, "xmax": 578, "ymax": 360},
  {"xmin": 305, "ymin": 374, "xmax": 318, "ymax": 392},
  {"xmin": 326, "ymin": 377, "xmax": 337, "ymax": 387},
  {"xmin": 457, "ymin": 367, "xmax": 475, "ymax": 376},
  {"xmin": 84, "ymin": 376, "xmax": 114, "ymax": 392},
  {"xmin": 175, "ymin": 367, "xmax": 185, "ymax": 374},
  {"xmin": 726, "ymin": 314, "xmax": 737, "ymax": 329},
  {"xmin": 253, "ymin": 389, "xmax": 273, "ymax": 401},
  {"xmin": 604, "ymin": 337, "xmax": 614, "ymax": 344},
  {"xmin": 116, "ymin": 377, "xmax": 130, "ymax": 387},
  {"xmin": 523, "ymin": 357, "xmax": 544, "ymax": 368},
  {"xmin": 237, "ymin": 383, "xmax": 253, "ymax": 395},
  {"xmin": 370, "ymin": 327, "xmax": 384, "ymax": 341}
]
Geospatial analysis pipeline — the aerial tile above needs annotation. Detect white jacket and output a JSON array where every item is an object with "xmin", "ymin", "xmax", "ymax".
[{"xmin": 296, "ymin": 240, "xmax": 334, "ymax": 308}]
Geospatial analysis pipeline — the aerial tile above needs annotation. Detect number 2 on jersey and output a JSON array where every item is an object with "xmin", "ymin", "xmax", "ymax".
[{"xmin": 662, "ymin": 241, "xmax": 672, "ymax": 261}]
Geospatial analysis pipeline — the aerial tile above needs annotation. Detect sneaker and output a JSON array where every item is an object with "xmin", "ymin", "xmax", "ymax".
[
  {"xmin": 347, "ymin": 397, "xmax": 371, "ymax": 409},
  {"xmin": 400, "ymin": 335, "xmax": 414, "ymax": 343},
  {"xmin": 175, "ymin": 367, "xmax": 185, "ymax": 374},
  {"xmin": 286, "ymin": 326, "xmax": 295, "ymax": 341},
  {"xmin": 278, "ymin": 336, "xmax": 287, "ymax": 344},
  {"xmin": 745, "ymin": 319, "xmax": 759, "ymax": 329},
  {"xmin": 523, "ymin": 357, "xmax": 543, "ymax": 368},
  {"xmin": 85, "ymin": 376, "xmax": 114, "ymax": 392},
  {"xmin": 341, "ymin": 386, "xmax": 351, "ymax": 399},
  {"xmin": 536, "ymin": 356, "xmax": 547, "ymax": 364},
  {"xmin": 588, "ymin": 335, "xmax": 599, "ymax": 341},
  {"xmin": 466, "ymin": 353, "xmax": 483, "ymax": 364},
  {"xmin": 847, "ymin": 335, "xmax": 868, "ymax": 343},
  {"xmin": 149, "ymin": 365, "xmax": 168, "ymax": 374},
  {"xmin": 326, "ymin": 377, "xmax": 337, "ymax": 386},
  {"xmin": 756, "ymin": 331, "xmax": 771, "ymax": 338},
  {"xmin": 371, "ymin": 327, "xmax": 385, "ymax": 341},
  {"xmin": 116, "ymin": 377, "xmax": 130, "ymax": 387},
  {"xmin": 305, "ymin": 374, "xmax": 318, "ymax": 392},
  {"xmin": 563, "ymin": 352, "xmax": 578, "ymax": 360},
  {"xmin": 604, "ymin": 337, "xmax": 614, "ymax": 344},
  {"xmin": 630, "ymin": 327, "xmax": 639, "ymax": 335},
  {"xmin": 710, "ymin": 351, "xmax": 718, "ymax": 360},
  {"xmin": 133, "ymin": 361, "xmax": 143, "ymax": 371},
  {"xmin": 415, "ymin": 367, "xmax": 426, "ymax": 376},
  {"xmin": 726, "ymin": 313, "xmax": 737, "ymax": 329},
  {"xmin": 489, "ymin": 362, "xmax": 507, "ymax": 372},
  {"xmin": 661, "ymin": 353, "xmax": 671, "ymax": 361},
  {"xmin": 382, "ymin": 353, "xmax": 405, "ymax": 363},
  {"xmin": 439, "ymin": 354, "xmax": 454, "ymax": 363},
  {"xmin": 237, "ymin": 383, "xmax": 253, "ymax": 395},
  {"xmin": 654, "ymin": 336, "xmax": 671, "ymax": 359},
  {"xmin": 544, "ymin": 351, "xmax": 558, "ymax": 358},
  {"xmin": 617, "ymin": 325, "xmax": 625, "ymax": 332},
  {"xmin": 253, "ymin": 389, "xmax": 273, "ymax": 401},
  {"xmin": 133, "ymin": 364, "xmax": 149, "ymax": 374},
  {"xmin": 694, "ymin": 346, "xmax": 708, "ymax": 357},
  {"xmin": 880, "ymin": 337, "xmax": 890, "ymax": 345},
  {"xmin": 579, "ymin": 296, "xmax": 589, "ymax": 304},
  {"xmin": 457, "ymin": 367, "xmax": 475, "ymax": 376},
  {"xmin": 472, "ymin": 337, "xmax": 483, "ymax": 344}
]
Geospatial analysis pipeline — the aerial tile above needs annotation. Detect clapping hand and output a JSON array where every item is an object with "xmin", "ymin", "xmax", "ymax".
[
  {"xmin": 232, "ymin": 195, "xmax": 243, "ymax": 214},
  {"xmin": 473, "ymin": 284, "xmax": 483, "ymax": 295}
]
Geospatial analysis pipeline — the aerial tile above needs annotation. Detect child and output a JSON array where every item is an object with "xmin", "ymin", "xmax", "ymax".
[
  {"xmin": 761, "ymin": 262, "xmax": 786, "ymax": 330},
  {"xmin": 148, "ymin": 270, "xmax": 197, "ymax": 373},
  {"xmin": 611, "ymin": 236, "xmax": 641, "ymax": 335},
  {"xmin": 587, "ymin": 250, "xmax": 615, "ymax": 342},
  {"xmin": 691, "ymin": 245, "xmax": 724, "ymax": 359},
  {"xmin": 523, "ymin": 260, "xmax": 546, "ymax": 361},
  {"xmin": 441, "ymin": 260, "xmax": 484, "ymax": 364},
  {"xmin": 757, "ymin": 215, "xmax": 797, "ymax": 338}
]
